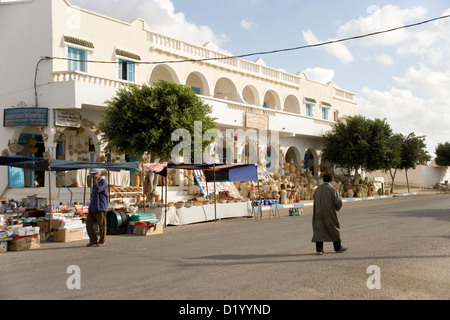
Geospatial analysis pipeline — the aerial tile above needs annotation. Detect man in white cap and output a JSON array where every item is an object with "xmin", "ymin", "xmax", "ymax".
[{"xmin": 86, "ymin": 169, "xmax": 109, "ymax": 247}]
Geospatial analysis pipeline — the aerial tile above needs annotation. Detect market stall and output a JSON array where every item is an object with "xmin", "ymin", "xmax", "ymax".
[
  {"xmin": 0, "ymin": 157, "xmax": 143, "ymax": 251},
  {"xmin": 143, "ymin": 163, "xmax": 258, "ymax": 225}
]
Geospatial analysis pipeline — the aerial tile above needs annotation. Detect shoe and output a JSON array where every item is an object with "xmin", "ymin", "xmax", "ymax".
[
  {"xmin": 86, "ymin": 242, "xmax": 99, "ymax": 247},
  {"xmin": 336, "ymin": 246, "xmax": 348, "ymax": 253},
  {"xmin": 317, "ymin": 251, "xmax": 324, "ymax": 255}
]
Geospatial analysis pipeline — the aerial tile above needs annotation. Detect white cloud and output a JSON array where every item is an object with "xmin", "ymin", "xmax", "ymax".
[
  {"xmin": 393, "ymin": 64, "xmax": 450, "ymax": 100},
  {"xmin": 341, "ymin": 6, "xmax": 450, "ymax": 154},
  {"xmin": 303, "ymin": 67, "xmax": 335, "ymax": 84},
  {"xmin": 373, "ymin": 53, "xmax": 395, "ymax": 66},
  {"xmin": 302, "ymin": 30, "xmax": 354, "ymax": 63},
  {"xmin": 70, "ymin": 0, "xmax": 229, "ymax": 49},
  {"xmin": 337, "ymin": 5, "xmax": 428, "ymax": 47},
  {"xmin": 240, "ymin": 19, "xmax": 257, "ymax": 31},
  {"xmin": 358, "ymin": 86, "xmax": 450, "ymax": 156}
]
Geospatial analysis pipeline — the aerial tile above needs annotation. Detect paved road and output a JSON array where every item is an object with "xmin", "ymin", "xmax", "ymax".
[{"xmin": 1, "ymin": 192, "xmax": 449, "ymax": 301}]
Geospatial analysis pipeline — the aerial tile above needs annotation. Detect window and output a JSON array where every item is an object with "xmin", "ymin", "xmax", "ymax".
[
  {"xmin": 322, "ymin": 107, "xmax": 329, "ymax": 120},
  {"xmin": 119, "ymin": 59, "xmax": 135, "ymax": 82},
  {"xmin": 306, "ymin": 103, "xmax": 313, "ymax": 117},
  {"xmin": 191, "ymin": 87, "xmax": 201, "ymax": 95},
  {"xmin": 263, "ymin": 102, "xmax": 268, "ymax": 108},
  {"xmin": 68, "ymin": 47, "xmax": 86, "ymax": 72}
]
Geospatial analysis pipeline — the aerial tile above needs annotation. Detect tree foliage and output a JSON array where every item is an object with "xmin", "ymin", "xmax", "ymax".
[
  {"xmin": 322, "ymin": 115, "xmax": 393, "ymax": 177},
  {"xmin": 435, "ymin": 141, "xmax": 450, "ymax": 167},
  {"xmin": 322, "ymin": 115, "xmax": 430, "ymax": 193},
  {"xmin": 99, "ymin": 80, "xmax": 217, "ymax": 162},
  {"xmin": 387, "ymin": 133, "xmax": 430, "ymax": 193}
]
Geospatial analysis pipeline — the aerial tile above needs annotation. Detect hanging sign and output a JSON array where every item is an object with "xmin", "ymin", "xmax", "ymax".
[
  {"xmin": 55, "ymin": 110, "xmax": 82, "ymax": 128},
  {"xmin": 245, "ymin": 112, "xmax": 269, "ymax": 131},
  {"xmin": 3, "ymin": 108, "xmax": 48, "ymax": 127}
]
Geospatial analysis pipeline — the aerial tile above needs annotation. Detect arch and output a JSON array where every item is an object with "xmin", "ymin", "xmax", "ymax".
[
  {"xmin": 304, "ymin": 148, "xmax": 319, "ymax": 178},
  {"xmin": 242, "ymin": 84, "xmax": 261, "ymax": 106},
  {"xmin": 9, "ymin": 127, "xmax": 47, "ymax": 188},
  {"xmin": 185, "ymin": 71, "xmax": 211, "ymax": 96},
  {"xmin": 213, "ymin": 77, "xmax": 241, "ymax": 102},
  {"xmin": 149, "ymin": 64, "xmax": 181, "ymax": 84},
  {"xmin": 283, "ymin": 94, "xmax": 301, "ymax": 114},
  {"xmin": 241, "ymin": 142, "xmax": 258, "ymax": 165},
  {"xmin": 334, "ymin": 110, "xmax": 340, "ymax": 122},
  {"xmin": 262, "ymin": 89, "xmax": 281, "ymax": 110},
  {"xmin": 285, "ymin": 146, "xmax": 302, "ymax": 166}
]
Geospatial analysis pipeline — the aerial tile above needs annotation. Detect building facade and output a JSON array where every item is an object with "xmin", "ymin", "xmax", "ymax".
[{"xmin": 0, "ymin": 0, "xmax": 357, "ymax": 196}]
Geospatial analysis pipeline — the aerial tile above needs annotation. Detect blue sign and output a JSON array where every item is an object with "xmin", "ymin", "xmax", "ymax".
[{"xmin": 3, "ymin": 108, "xmax": 48, "ymax": 127}]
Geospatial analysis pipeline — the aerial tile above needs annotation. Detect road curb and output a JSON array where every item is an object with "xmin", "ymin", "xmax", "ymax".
[{"xmin": 254, "ymin": 192, "xmax": 418, "ymax": 211}]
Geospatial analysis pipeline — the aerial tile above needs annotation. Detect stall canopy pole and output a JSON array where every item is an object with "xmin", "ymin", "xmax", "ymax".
[
  {"xmin": 83, "ymin": 169, "xmax": 87, "ymax": 205},
  {"xmin": 107, "ymin": 170, "xmax": 111, "ymax": 204},
  {"xmin": 213, "ymin": 163, "xmax": 217, "ymax": 222},
  {"xmin": 165, "ymin": 175, "xmax": 168, "ymax": 228},
  {"xmin": 141, "ymin": 166, "xmax": 146, "ymax": 213},
  {"xmin": 48, "ymin": 160, "xmax": 52, "ymax": 228}
]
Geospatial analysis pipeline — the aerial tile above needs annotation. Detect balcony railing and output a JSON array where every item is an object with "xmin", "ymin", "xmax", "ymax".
[
  {"xmin": 147, "ymin": 31, "xmax": 301, "ymax": 88},
  {"xmin": 53, "ymin": 71, "xmax": 133, "ymax": 89}
]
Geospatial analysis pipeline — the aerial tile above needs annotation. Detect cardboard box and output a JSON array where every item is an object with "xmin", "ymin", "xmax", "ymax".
[
  {"xmin": 8, "ymin": 235, "xmax": 40, "ymax": 251},
  {"xmin": 37, "ymin": 221, "xmax": 50, "ymax": 233},
  {"xmin": 54, "ymin": 228, "xmax": 83, "ymax": 242},
  {"xmin": 0, "ymin": 228, "xmax": 14, "ymax": 241},
  {"xmin": 0, "ymin": 241, "xmax": 7, "ymax": 253},
  {"xmin": 135, "ymin": 224, "xmax": 163, "ymax": 236},
  {"xmin": 51, "ymin": 219, "xmax": 61, "ymax": 230}
]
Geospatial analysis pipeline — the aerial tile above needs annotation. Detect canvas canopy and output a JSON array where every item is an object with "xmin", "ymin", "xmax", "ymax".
[
  {"xmin": 0, "ymin": 157, "xmax": 139, "ymax": 172},
  {"xmin": 142, "ymin": 162, "xmax": 258, "ymax": 182},
  {"xmin": 0, "ymin": 156, "xmax": 41, "ymax": 166}
]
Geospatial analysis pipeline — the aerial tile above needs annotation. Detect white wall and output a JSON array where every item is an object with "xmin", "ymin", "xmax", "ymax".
[
  {"xmin": 366, "ymin": 165, "xmax": 450, "ymax": 188},
  {"xmin": 0, "ymin": 0, "xmax": 54, "ymax": 191}
]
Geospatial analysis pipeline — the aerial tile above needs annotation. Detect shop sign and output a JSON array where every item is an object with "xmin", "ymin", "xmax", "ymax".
[
  {"xmin": 3, "ymin": 108, "xmax": 48, "ymax": 127},
  {"xmin": 55, "ymin": 110, "xmax": 82, "ymax": 128},
  {"xmin": 245, "ymin": 112, "xmax": 269, "ymax": 131}
]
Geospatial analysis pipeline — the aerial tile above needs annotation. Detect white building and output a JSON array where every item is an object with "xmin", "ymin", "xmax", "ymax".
[{"xmin": 0, "ymin": 0, "xmax": 357, "ymax": 199}]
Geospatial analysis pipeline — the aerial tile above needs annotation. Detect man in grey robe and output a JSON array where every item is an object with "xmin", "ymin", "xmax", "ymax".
[{"xmin": 312, "ymin": 173, "xmax": 348, "ymax": 255}]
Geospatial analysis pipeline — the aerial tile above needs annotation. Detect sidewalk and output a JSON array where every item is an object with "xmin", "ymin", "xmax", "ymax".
[{"xmin": 254, "ymin": 185, "xmax": 436, "ymax": 212}]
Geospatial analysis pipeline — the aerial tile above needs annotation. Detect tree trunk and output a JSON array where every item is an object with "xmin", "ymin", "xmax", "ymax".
[
  {"xmin": 143, "ymin": 153, "xmax": 162, "ymax": 203},
  {"xmin": 389, "ymin": 168, "xmax": 397, "ymax": 194},
  {"xmin": 405, "ymin": 169, "xmax": 410, "ymax": 193}
]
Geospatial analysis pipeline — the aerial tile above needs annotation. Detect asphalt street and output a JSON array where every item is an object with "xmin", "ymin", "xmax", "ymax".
[{"xmin": 1, "ymin": 192, "xmax": 449, "ymax": 301}]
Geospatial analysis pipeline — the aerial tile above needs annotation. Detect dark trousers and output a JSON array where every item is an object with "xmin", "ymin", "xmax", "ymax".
[
  {"xmin": 86, "ymin": 211, "xmax": 106, "ymax": 244},
  {"xmin": 316, "ymin": 241, "xmax": 342, "ymax": 252}
]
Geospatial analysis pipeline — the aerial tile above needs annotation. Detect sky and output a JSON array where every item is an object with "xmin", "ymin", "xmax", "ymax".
[{"xmin": 68, "ymin": 0, "xmax": 450, "ymax": 157}]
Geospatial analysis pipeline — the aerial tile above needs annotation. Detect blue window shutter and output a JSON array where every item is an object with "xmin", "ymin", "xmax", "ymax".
[
  {"xmin": 68, "ymin": 48, "xmax": 74, "ymax": 70},
  {"xmin": 322, "ymin": 107, "xmax": 328, "ymax": 120},
  {"xmin": 68, "ymin": 47, "xmax": 86, "ymax": 72},
  {"xmin": 79, "ymin": 50, "xmax": 86, "ymax": 72},
  {"xmin": 127, "ymin": 61, "xmax": 135, "ymax": 82},
  {"xmin": 119, "ymin": 60, "xmax": 123, "ymax": 79},
  {"xmin": 8, "ymin": 166, "xmax": 25, "ymax": 189}
]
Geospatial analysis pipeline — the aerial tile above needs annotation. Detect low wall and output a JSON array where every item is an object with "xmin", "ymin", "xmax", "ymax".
[{"xmin": 366, "ymin": 165, "xmax": 450, "ymax": 189}]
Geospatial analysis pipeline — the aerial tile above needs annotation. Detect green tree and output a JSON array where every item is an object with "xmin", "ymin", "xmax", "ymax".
[
  {"xmin": 388, "ymin": 133, "xmax": 430, "ymax": 193},
  {"xmin": 322, "ymin": 115, "xmax": 393, "ymax": 182},
  {"xmin": 99, "ymin": 80, "xmax": 217, "ymax": 197},
  {"xmin": 399, "ymin": 133, "xmax": 430, "ymax": 192},
  {"xmin": 382, "ymin": 133, "xmax": 403, "ymax": 193},
  {"xmin": 435, "ymin": 141, "xmax": 450, "ymax": 167}
]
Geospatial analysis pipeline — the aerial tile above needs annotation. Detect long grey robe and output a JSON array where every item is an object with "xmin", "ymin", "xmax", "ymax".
[{"xmin": 311, "ymin": 182, "xmax": 343, "ymax": 243}]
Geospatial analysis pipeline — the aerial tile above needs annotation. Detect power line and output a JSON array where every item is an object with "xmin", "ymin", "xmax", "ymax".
[
  {"xmin": 45, "ymin": 13, "xmax": 450, "ymax": 65},
  {"xmin": 34, "ymin": 13, "xmax": 450, "ymax": 107}
]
